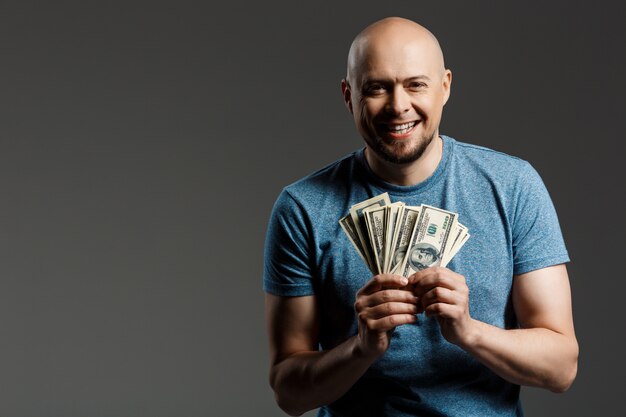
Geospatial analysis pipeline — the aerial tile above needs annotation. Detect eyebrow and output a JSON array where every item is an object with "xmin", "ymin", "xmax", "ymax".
[
  {"xmin": 362, "ymin": 75, "xmax": 432, "ymax": 84},
  {"xmin": 406, "ymin": 75, "xmax": 432, "ymax": 82}
]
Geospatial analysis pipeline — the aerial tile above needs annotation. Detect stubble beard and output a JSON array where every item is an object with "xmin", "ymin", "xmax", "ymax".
[{"xmin": 366, "ymin": 130, "xmax": 437, "ymax": 165}]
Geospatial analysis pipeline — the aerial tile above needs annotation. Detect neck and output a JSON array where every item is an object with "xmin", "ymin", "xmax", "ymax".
[{"xmin": 364, "ymin": 136, "xmax": 443, "ymax": 186}]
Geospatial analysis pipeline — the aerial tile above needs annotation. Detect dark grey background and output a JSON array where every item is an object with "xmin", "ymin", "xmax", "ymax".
[{"xmin": 0, "ymin": 1, "xmax": 624, "ymax": 416}]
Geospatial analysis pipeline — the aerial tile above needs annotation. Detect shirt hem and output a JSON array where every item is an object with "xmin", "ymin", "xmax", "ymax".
[
  {"xmin": 513, "ymin": 253, "xmax": 570, "ymax": 275},
  {"xmin": 263, "ymin": 280, "xmax": 315, "ymax": 297}
]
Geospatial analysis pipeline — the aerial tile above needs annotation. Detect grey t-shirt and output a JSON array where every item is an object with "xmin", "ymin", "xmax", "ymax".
[{"xmin": 264, "ymin": 136, "xmax": 569, "ymax": 417}]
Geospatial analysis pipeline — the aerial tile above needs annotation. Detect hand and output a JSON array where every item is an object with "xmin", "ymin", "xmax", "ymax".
[
  {"xmin": 409, "ymin": 267, "xmax": 475, "ymax": 346},
  {"xmin": 354, "ymin": 274, "xmax": 419, "ymax": 358}
]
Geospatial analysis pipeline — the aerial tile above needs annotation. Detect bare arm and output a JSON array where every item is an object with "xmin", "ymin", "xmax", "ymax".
[
  {"xmin": 265, "ymin": 275, "xmax": 418, "ymax": 416},
  {"xmin": 411, "ymin": 264, "xmax": 578, "ymax": 392},
  {"xmin": 464, "ymin": 264, "xmax": 578, "ymax": 391}
]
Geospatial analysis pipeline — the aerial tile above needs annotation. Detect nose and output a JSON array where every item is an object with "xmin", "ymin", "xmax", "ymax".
[{"xmin": 385, "ymin": 86, "xmax": 411, "ymax": 115}]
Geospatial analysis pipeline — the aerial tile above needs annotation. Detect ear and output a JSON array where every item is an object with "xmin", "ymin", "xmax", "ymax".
[
  {"xmin": 341, "ymin": 79, "xmax": 353, "ymax": 114},
  {"xmin": 442, "ymin": 69, "xmax": 452, "ymax": 106}
]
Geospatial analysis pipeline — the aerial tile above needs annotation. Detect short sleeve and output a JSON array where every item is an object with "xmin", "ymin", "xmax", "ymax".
[
  {"xmin": 263, "ymin": 189, "xmax": 316, "ymax": 296},
  {"xmin": 511, "ymin": 162, "xmax": 570, "ymax": 275}
]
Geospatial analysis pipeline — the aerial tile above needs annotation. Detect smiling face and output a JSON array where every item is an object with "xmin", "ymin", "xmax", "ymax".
[{"xmin": 342, "ymin": 19, "xmax": 451, "ymax": 165}]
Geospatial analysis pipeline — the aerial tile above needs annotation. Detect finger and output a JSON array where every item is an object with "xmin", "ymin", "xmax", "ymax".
[
  {"xmin": 420, "ymin": 287, "xmax": 460, "ymax": 309},
  {"xmin": 408, "ymin": 266, "xmax": 457, "ymax": 283},
  {"xmin": 358, "ymin": 274, "xmax": 409, "ymax": 296},
  {"xmin": 360, "ymin": 289, "xmax": 419, "ymax": 308},
  {"xmin": 364, "ymin": 314, "xmax": 418, "ymax": 332},
  {"xmin": 409, "ymin": 268, "xmax": 466, "ymax": 296},
  {"xmin": 424, "ymin": 302, "xmax": 462, "ymax": 319},
  {"xmin": 365, "ymin": 302, "xmax": 420, "ymax": 319}
]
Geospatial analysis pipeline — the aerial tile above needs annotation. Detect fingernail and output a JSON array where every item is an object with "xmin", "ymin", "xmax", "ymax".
[{"xmin": 400, "ymin": 277, "xmax": 408, "ymax": 285}]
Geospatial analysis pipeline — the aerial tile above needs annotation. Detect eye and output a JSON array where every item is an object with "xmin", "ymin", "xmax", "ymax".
[
  {"xmin": 363, "ymin": 84, "xmax": 386, "ymax": 96},
  {"xmin": 407, "ymin": 82, "xmax": 426, "ymax": 91}
]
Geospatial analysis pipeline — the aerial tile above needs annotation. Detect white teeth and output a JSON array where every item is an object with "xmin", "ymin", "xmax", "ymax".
[{"xmin": 387, "ymin": 121, "xmax": 417, "ymax": 133}]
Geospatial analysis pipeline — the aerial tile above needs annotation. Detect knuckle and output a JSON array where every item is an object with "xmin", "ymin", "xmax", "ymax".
[
  {"xmin": 385, "ymin": 302, "xmax": 394, "ymax": 314},
  {"xmin": 433, "ymin": 287, "xmax": 442, "ymax": 298}
]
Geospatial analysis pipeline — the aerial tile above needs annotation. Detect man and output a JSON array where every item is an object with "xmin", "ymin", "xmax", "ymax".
[{"xmin": 264, "ymin": 17, "xmax": 578, "ymax": 417}]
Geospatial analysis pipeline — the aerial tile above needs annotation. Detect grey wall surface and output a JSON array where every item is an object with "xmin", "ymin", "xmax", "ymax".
[{"xmin": 0, "ymin": 1, "xmax": 624, "ymax": 416}]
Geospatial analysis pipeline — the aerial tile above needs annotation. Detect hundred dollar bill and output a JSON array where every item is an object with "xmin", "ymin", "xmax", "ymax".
[
  {"xmin": 388, "ymin": 205, "xmax": 422, "ymax": 274},
  {"xmin": 444, "ymin": 228, "xmax": 470, "ymax": 266},
  {"xmin": 349, "ymin": 193, "xmax": 391, "ymax": 273},
  {"xmin": 399, "ymin": 205, "xmax": 457, "ymax": 277},
  {"xmin": 363, "ymin": 205, "xmax": 387, "ymax": 274},
  {"xmin": 383, "ymin": 202, "xmax": 405, "ymax": 273},
  {"xmin": 440, "ymin": 222, "xmax": 467, "ymax": 267},
  {"xmin": 339, "ymin": 214, "xmax": 370, "ymax": 267}
]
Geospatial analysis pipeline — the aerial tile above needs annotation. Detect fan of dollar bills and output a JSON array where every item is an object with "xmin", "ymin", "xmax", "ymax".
[{"xmin": 339, "ymin": 193, "xmax": 469, "ymax": 277}]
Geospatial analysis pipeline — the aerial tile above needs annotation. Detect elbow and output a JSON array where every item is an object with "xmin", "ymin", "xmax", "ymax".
[
  {"xmin": 549, "ymin": 361, "xmax": 578, "ymax": 393},
  {"xmin": 549, "ymin": 372, "xmax": 576, "ymax": 393},
  {"xmin": 549, "ymin": 341, "xmax": 579, "ymax": 393},
  {"xmin": 274, "ymin": 392, "xmax": 306, "ymax": 416},
  {"xmin": 269, "ymin": 368, "xmax": 307, "ymax": 416}
]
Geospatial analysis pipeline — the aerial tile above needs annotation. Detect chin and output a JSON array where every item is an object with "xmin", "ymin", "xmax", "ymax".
[{"xmin": 370, "ymin": 134, "xmax": 435, "ymax": 165}]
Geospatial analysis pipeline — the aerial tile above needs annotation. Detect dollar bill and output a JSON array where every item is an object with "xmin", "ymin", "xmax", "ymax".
[
  {"xmin": 383, "ymin": 202, "xmax": 405, "ymax": 273},
  {"xmin": 339, "ymin": 214, "xmax": 370, "ymax": 266},
  {"xmin": 399, "ymin": 205, "xmax": 457, "ymax": 277},
  {"xmin": 349, "ymin": 193, "xmax": 391, "ymax": 272},
  {"xmin": 388, "ymin": 205, "xmax": 422, "ymax": 274},
  {"xmin": 363, "ymin": 205, "xmax": 388, "ymax": 274},
  {"xmin": 441, "ymin": 223, "xmax": 468, "ymax": 267},
  {"xmin": 445, "ymin": 230, "xmax": 470, "ymax": 266}
]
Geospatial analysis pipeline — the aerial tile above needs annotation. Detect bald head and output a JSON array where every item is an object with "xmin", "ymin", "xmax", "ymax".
[
  {"xmin": 340, "ymin": 17, "xmax": 452, "ymax": 170},
  {"xmin": 346, "ymin": 17, "xmax": 446, "ymax": 86}
]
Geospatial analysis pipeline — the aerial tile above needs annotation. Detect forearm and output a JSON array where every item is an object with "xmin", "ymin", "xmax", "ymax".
[
  {"xmin": 460, "ymin": 319, "xmax": 578, "ymax": 392},
  {"xmin": 270, "ymin": 335, "xmax": 376, "ymax": 416}
]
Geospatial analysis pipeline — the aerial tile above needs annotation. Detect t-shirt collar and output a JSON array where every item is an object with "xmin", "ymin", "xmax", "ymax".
[{"xmin": 355, "ymin": 135, "xmax": 454, "ymax": 196}]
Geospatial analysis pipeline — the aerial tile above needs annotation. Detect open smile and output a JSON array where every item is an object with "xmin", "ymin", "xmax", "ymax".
[{"xmin": 380, "ymin": 121, "xmax": 419, "ymax": 138}]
